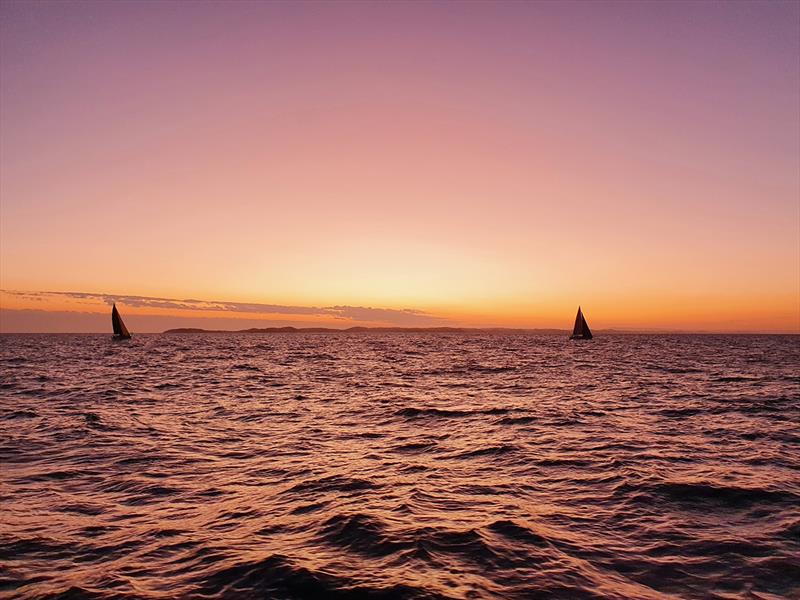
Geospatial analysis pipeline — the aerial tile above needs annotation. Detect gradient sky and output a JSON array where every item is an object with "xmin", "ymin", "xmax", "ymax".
[{"xmin": 1, "ymin": 1, "xmax": 798, "ymax": 332}]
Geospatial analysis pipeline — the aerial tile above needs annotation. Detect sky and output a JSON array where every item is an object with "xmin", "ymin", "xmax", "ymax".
[{"xmin": 1, "ymin": 1, "xmax": 798, "ymax": 333}]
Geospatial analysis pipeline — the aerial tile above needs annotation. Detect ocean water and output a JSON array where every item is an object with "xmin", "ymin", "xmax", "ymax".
[{"xmin": 1, "ymin": 333, "xmax": 799, "ymax": 600}]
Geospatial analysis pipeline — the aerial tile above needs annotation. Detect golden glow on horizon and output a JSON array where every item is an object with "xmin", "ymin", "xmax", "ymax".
[{"xmin": 1, "ymin": 289, "xmax": 797, "ymax": 333}]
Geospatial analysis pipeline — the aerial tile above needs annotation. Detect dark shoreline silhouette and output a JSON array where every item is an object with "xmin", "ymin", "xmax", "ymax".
[
  {"xmin": 164, "ymin": 326, "xmax": 571, "ymax": 334},
  {"xmin": 159, "ymin": 327, "xmax": 798, "ymax": 335}
]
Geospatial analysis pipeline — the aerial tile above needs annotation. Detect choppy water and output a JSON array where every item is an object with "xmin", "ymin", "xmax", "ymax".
[{"xmin": 1, "ymin": 333, "xmax": 799, "ymax": 599}]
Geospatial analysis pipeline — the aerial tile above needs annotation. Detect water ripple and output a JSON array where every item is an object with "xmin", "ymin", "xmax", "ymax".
[{"xmin": 1, "ymin": 333, "xmax": 798, "ymax": 599}]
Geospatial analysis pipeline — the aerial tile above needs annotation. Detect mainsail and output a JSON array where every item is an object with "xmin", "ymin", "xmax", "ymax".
[
  {"xmin": 570, "ymin": 306, "xmax": 592, "ymax": 340},
  {"xmin": 112, "ymin": 304, "xmax": 131, "ymax": 339}
]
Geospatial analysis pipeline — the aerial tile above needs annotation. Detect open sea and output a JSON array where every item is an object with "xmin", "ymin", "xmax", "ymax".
[{"xmin": 1, "ymin": 333, "xmax": 799, "ymax": 599}]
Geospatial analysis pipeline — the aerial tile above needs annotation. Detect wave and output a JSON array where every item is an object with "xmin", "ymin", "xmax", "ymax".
[
  {"xmin": 1, "ymin": 409, "xmax": 38, "ymax": 419},
  {"xmin": 396, "ymin": 407, "xmax": 473, "ymax": 418},
  {"xmin": 100, "ymin": 480, "xmax": 185, "ymax": 505},
  {"xmin": 624, "ymin": 481, "xmax": 799, "ymax": 509},
  {"xmin": 534, "ymin": 456, "xmax": 594, "ymax": 467},
  {"xmin": 0, "ymin": 536, "xmax": 79, "ymax": 562},
  {"xmin": 232, "ymin": 363, "xmax": 260, "ymax": 371},
  {"xmin": 417, "ymin": 364, "xmax": 516, "ymax": 376},
  {"xmin": 286, "ymin": 474, "xmax": 380, "ymax": 495},
  {"xmin": 487, "ymin": 519, "xmax": 551, "ymax": 547},
  {"xmin": 451, "ymin": 444, "xmax": 516, "ymax": 459},
  {"xmin": 497, "ymin": 415, "xmax": 536, "ymax": 425},
  {"xmin": 470, "ymin": 365, "xmax": 517, "ymax": 374},
  {"xmin": 154, "ymin": 381, "xmax": 181, "ymax": 390},
  {"xmin": 657, "ymin": 407, "xmax": 703, "ymax": 417},
  {"xmin": 396, "ymin": 406, "xmax": 511, "ymax": 419},
  {"xmin": 658, "ymin": 366, "xmax": 704, "ymax": 374},
  {"xmin": 416, "ymin": 527, "xmax": 502, "ymax": 568},
  {"xmin": 319, "ymin": 513, "xmax": 410, "ymax": 557},
  {"xmin": 392, "ymin": 441, "xmax": 438, "ymax": 453},
  {"xmin": 195, "ymin": 553, "xmax": 445, "ymax": 600}
]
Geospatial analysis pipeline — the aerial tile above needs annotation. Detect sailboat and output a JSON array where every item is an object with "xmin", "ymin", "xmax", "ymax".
[
  {"xmin": 570, "ymin": 306, "xmax": 592, "ymax": 340},
  {"xmin": 112, "ymin": 303, "xmax": 132, "ymax": 340}
]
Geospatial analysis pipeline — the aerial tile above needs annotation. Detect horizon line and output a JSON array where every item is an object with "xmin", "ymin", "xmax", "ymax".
[{"xmin": 2, "ymin": 327, "xmax": 798, "ymax": 336}]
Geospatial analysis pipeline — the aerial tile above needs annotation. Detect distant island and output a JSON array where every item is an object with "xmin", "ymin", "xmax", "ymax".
[
  {"xmin": 160, "ymin": 327, "xmax": 783, "ymax": 335},
  {"xmin": 164, "ymin": 326, "xmax": 570, "ymax": 334}
]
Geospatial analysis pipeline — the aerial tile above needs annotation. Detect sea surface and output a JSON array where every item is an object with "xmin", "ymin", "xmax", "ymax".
[{"xmin": 1, "ymin": 333, "xmax": 799, "ymax": 600}]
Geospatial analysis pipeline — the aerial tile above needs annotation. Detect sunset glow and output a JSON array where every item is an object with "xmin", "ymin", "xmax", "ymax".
[
  {"xmin": 3, "ymin": 5, "xmax": 800, "ymax": 599},
  {"xmin": 1, "ymin": 1, "xmax": 798, "ymax": 332}
]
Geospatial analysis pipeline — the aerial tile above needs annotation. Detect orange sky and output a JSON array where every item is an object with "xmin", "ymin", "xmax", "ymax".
[{"xmin": 1, "ymin": 1, "xmax": 798, "ymax": 333}]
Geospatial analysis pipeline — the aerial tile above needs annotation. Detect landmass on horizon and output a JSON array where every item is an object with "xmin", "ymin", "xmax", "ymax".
[
  {"xmin": 160, "ymin": 326, "xmax": 795, "ymax": 335},
  {"xmin": 164, "ymin": 326, "xmax": 568, "ymax": 334}
]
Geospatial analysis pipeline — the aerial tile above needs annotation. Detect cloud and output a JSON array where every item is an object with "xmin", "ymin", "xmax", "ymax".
[
  {"xmin": 0, "ymin": 290, "xmax": 450, "ymax": 326},
  {"xmin": 328, "ymin": 305, "xmax": 439, "ymax": 326}
]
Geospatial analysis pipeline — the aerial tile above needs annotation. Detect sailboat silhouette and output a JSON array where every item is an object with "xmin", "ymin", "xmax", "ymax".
[
  {"xmin": 112, "ymin": 304, "xmax": 132, "ymax": 340},
  {"xmin": 570, "ymin": 306, "xmax": 592, "ymax": 340}
]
